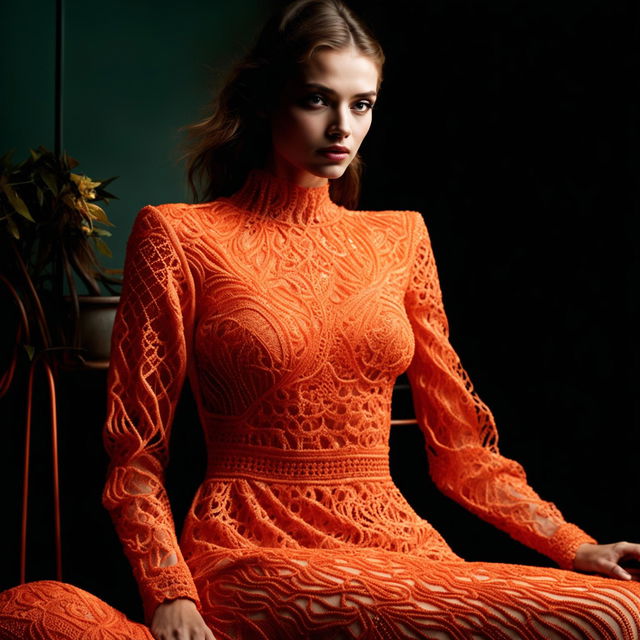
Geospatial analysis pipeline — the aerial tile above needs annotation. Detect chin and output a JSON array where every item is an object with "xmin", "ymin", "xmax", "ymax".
[{"xmin": 311, "ymin": 164, "xmax": 348, "ymax": 180}]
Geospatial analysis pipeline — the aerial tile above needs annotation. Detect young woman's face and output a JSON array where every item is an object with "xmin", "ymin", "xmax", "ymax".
[{"xmin": 267, "ymin": 46, "xmax": 379, "ymax": 187}]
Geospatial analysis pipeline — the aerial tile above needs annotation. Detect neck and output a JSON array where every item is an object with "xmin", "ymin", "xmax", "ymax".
[
  {"xmin": 228, "ymin": 167, "xmax": 342, "ymax": 226},
  {"xmin": 264, "ymin": 156, "xmax": 329, "ymax": 189}
]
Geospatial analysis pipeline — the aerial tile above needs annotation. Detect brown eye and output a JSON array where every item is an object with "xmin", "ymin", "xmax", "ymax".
[
  {"xmin": 353, "ymin": 100, "xmax": 374, "ymax": 113},
  {"xmin": 302, "ymin": 94, "xmax": 327, "ymax": 108}
]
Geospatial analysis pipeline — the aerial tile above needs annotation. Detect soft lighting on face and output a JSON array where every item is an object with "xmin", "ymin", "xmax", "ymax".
[{"xmin": 267, "ymin": 46, "xmax": 379, "ymax": 188}]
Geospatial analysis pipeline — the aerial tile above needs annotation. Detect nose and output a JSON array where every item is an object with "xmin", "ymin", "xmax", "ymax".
[{"xmin": 327, "ymin": 105, "xmax": 351, "ymax": 139}]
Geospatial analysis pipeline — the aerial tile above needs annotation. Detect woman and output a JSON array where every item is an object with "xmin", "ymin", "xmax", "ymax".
[{"xmin": 1, "ymin": 1, "xmax": 639, "ymax": 638}]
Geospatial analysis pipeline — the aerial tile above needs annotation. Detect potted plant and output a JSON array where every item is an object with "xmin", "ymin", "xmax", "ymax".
[
  {"xmin": 0, "ymin": 145, "xmax": 122, "ymax": 583},
  {"xmin": 0, "ymin": 145, "xmax": 121, "ymax": 369}
]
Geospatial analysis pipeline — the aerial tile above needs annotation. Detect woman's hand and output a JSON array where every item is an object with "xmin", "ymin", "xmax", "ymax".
[
  {"xmin": 574, "ymin": 542, "xmax": 640, "ymax": 581},
  {"xmin": 151, "ymin": 598, "xmax": 216, "ymax": 640}
]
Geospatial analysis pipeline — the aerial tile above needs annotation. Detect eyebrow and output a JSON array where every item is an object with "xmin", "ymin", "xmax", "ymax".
[{"xmin": 302, "ymin": 82, "xmax": 377, "ymax": 99}]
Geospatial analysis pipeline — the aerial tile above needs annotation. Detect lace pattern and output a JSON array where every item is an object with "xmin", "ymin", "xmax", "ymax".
[{"xmin": 2, "ymin": 168, "xmax": 638, "ymax": 639}]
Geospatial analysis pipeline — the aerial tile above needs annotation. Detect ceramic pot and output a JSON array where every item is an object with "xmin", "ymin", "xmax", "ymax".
[{"xmin": 74, "ymin": 295, "xmax": 120, "ymax": 364}]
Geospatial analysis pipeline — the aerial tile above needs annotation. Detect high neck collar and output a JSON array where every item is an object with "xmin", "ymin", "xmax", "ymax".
[{"xmin": 227, "ymin": 168, "xmax": 343, "ymax": 226}]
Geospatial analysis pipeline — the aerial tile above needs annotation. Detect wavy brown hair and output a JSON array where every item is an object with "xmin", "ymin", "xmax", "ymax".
[{"xmin": 180, "ymin": 0, "xmax": 384, "ymax": 210}]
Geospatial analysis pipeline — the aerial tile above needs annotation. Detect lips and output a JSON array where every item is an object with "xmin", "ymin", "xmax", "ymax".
[
  {"xmin": 318, "ymin": 146, "xmax": 350, "ymax": 162},
  {"xmin": 318, "ymin": 146, "xmax": 350, "ymax": 154}
]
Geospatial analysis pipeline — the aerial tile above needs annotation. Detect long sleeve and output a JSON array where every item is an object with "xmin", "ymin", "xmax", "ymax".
[
  {"xmin": 101, "ymin": 205, "xmax": 200, "ymax": 622},
  {"xmin": 403, "ymin": 211, "xmax": 596, "ymax": 569}
]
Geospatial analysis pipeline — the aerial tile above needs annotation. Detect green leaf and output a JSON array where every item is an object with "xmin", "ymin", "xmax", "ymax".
[
  {"xmin": 24, "ymin": 344, "xmax": 35, "ymax": 360},
  {"xmin": 62, "ymin": 151, "xmax": 79, "ymax": 170},
  {"xmin": 7, "ymin": 216, "xmax": 20, "ymax": 239},
  {"xmin": 94, "ymin": 237, "xmax": 112, "ymax": 257},
  {"xmin": 97, "ymin": 176, "xmax": 119, "ymax": 188},
  {"xmin": 98, "ymin": 190, "xmax": 119, "ymax": 201},
  {"xmin": 41, "ymin": 171, "xmax": 58, "ymax": 195},
  {"xmin": 1, "ymin": 182, "xmax": 34, "ymax": 221},
  {"xmin": 87, "ymin": 203, "xmax": 110, "ymax": 223}
]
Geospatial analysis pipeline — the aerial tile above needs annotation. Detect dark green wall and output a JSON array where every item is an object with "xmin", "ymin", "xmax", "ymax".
[
  {"xmin": 2, "ymin": 0, "xmax": 275, "ymax": 272},
  {"xmin": 1, "ymin": 1, "xmax": 56, "ymax": 161}
]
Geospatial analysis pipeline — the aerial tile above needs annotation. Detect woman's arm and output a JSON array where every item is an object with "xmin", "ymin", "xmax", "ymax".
[
  {"xmin": 101, "ymin": 205, "xmax": 201, "ymax": 623},
  {"xmin": 402, "ymin": 211, "xmax": 597, "ymax": 569}
]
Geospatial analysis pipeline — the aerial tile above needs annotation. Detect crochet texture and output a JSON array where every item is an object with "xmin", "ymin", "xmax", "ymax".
[{"xmin": 1, "ymin": 168, "xmax": 639, "ymax": 639}]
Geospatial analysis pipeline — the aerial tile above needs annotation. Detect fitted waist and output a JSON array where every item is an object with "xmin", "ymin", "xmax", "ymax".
[{"xmin": 205, "ymin": 444, "xmax": 391, "ymax": 484}]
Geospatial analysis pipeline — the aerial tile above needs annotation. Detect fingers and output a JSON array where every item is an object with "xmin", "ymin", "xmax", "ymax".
[
  {"xmin": 578, "ymin": 542, "xmax": 637, "ymax": 581},
  {"xmin": 151, "ymin": 626, "xmax": 216, "ymax": 640},
  {"xmin": 616, "ymin": 541, "xmax": 640, "ymax": 560},
  {"xmin": 151, "ymin": 625, "xmax": 216, "ymax": 640},
  {"xmin": 601, "ymin": 542, "xmax": 632, "ymax": 580},
  {"xmin": 184, "ymin": 625, "xmax": 218, "ymax": 640},
  {"xmin": 204, "ymin": 627, "xmax": 217, "ymax": 640},
  {"xmin": 608, "ymin": 561, "xmax": 633, "ymax": 581}
]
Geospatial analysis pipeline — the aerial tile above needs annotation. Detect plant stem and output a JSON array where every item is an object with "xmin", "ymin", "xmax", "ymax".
[
  {"xmin": 68, "ymin": 248, "xmax": 101, "ymax": 296},
  {"xmin": 11, "ymin": 241, "xmax": 52, "ymax": 348},
  {"xmin": 0, "ymin": 274, "xmax": 31, "ymax": 398},
  {"xmin": 61, "ymin": 243, "xmax": 80, "ymax": 350}
]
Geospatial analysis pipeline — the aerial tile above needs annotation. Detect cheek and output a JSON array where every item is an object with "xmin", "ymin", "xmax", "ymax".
[
  {"xmin": 353, "ymin": 116, "xmax": 373, "ymax": 146},
  {"xmin": 272, "ymin": 109, "xmax": 320, "ymax": 148}
]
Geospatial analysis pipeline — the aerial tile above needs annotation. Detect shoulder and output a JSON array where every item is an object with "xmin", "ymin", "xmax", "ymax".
[
  {"xmin": 123, "ymin": 204, "xmax": 203, "ymax": 271},
  {"xmin": 122, "ymin": 205, "xmax": 198, "ymax": 295},
  {"xmin": 347, "ymin": 208, "xmax": 428, "ymax": 241},
  {"xmin": 348, "ymin": 207, "xmax": 424, "ymax": 226},
  {"xmin": 129, "ymin": 200, "xmax": 237, "ymax": 244},
  {"xmin": 137, "ymin": 201, "xmax": 224, "ymax": 231}
]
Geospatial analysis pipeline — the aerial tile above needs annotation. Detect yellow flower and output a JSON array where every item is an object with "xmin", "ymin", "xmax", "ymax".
[
  {"xmin": 70, "ymin": 173, "xmax": 100, "ymax": 200},
  {"xmin": 62, "ymin": 191, "xmax": 90, "ymax": 221}
]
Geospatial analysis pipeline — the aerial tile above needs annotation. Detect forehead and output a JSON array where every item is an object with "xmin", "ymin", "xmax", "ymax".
[{"xmin": 290, "ymin": 47, "xmax": 379, "ymax": 94}]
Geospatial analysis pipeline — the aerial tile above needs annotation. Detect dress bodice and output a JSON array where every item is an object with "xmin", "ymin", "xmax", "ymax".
[{"xmin": 182, "ymin": 170, "xmax": 415, "ymax": 457}]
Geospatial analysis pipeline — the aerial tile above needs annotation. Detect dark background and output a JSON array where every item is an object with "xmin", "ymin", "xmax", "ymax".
[{"xmin": 1, "ymin": 0, "xmax": 638, "ymax": 623}]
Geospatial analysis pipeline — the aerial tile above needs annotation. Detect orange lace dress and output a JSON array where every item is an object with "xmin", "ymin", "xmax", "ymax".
[{"xmin": 1, "ymin": 168, "xmax": 639, "ymax": 640}]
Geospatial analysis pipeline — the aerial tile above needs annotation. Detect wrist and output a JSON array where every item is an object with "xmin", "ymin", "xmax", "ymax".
[
  {"xmin": 159, "ymin": 597, "xmax": 196, "ymax": 606},
  {"xmin": 544, "ymin": 523, "xmax": 597, "ymax": 570},
  {"xmin": 155, "ymin": 597, "xmax": 200, "ymax": 614},
  {"xmin": 152, "ymin": 597, "xmax": 201, "ymax": 627},
  {"xmin": 573, "ymin": 542, "xmax": 597, "ymax": 569},
  {"xmin": 140, "ymin": 563, "xmax": 201, "ymax": 624}
]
